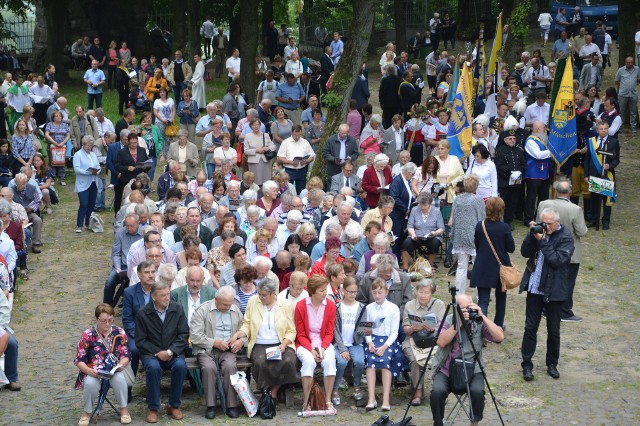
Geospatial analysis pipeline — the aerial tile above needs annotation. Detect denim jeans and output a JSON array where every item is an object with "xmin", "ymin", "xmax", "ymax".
[
  {"xmin": 148, "ymin": 155, "xmax": 158, "ymax": 182},
  {"xmin": 205, "ymin": 162, "xmax": 215, "ymax": 180},
  {"xmin": 87, "ymin": 92, "xmax": 103, "ymax": 110},
  {"xmin": 143, "ymin": 356, "xmax": 187, "ymax": 410},
  {"xmin": 127, "ymin": 338, "xmax": 140, "ymax": 379},
  {"xmin": 173, "ymin": 81, "xmax": 187, "ymax": 102},
  {"xmin": 477, "ymin": 286, "xmax": 507, "ymax": 328},
  {"xmin": 94, "ymin": 177, "xmax": 106, "ymax": 209},
  {"xmin": 76, "ymin": 182, "xmax": 97, "ymax": 227},
  {"xmin": 334, "ymin": 344, "xmax": 365, "ymax": 389},
  {"xmin": 3, "ymin": 331, "xmax": 18, "ymax": 382},
  {"xmin": 103, "ymin": 269, "xmax": 123, "ymax": 306}
]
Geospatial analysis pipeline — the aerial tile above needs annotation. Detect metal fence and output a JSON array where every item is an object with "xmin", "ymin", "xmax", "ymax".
[{"xmin": 0, "ymin": 16, "xmax": 35, "ymax": 54}]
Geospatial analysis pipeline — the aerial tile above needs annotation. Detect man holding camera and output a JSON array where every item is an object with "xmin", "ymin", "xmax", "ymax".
[
  {"xmin": 430, "ymin": 293, "xmax": 504, "ymax": 426},
  {"xmin": 520, "ymin": 207, "xmax": 574, "ymax": 381}
]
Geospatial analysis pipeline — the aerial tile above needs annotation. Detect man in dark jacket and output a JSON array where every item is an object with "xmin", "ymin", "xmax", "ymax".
[
  {"xmin": 519, "ymin": 207, "xmax": 574, "ymax": 382},
  {"xmin": 379, "ymin": 64, "xmax": 402, "ymax": 128},
  {"xmin": 319, "ymin": 46, "xmax": 335, "ymax": 94},
  {"xmin": 323, "ymin": 123, "xmax": 359, "ymax": 182},
  {"xmin": 135, "ymin": 280, "xmax": 190, "ymax": 423}
]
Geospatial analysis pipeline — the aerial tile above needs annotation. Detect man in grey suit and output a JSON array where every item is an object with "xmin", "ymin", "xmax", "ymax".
[
  {"xmin": 537, "ymin": 178, "xmax": 587, "ymax": 322},
  {"xmin": 578, "ymin": 53, "xmax": 603, "ymax": 92},
  {"xmin": 329, "ymin": 161, "xmax": 361, "ymax": 193},
  {"xmin": 323, "ymin": 123, "xmax": 359, "ymax": 182},
  {"xmin": 381, "ymin": 114, "xmax": 405, "ymax": 165},
  {"xmin": 170, "ymin": 266, "xmax": 217, "ymax": 325},
  {"xmin": 190, "ymin": 286, "xmax": 246, "ymax": 419}
]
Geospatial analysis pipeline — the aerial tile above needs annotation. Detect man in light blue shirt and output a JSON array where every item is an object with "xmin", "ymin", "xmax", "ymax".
[
  {"xmin": 275, "ymin": 73, "xmax": 305, "ymax": 126},
  {"xmin": 552, "ymin": 31, "xmax": 569, "ymax": 60},
  {"xmin": 83, "ymin": 59, "xmax": 106, "ymax": 110},
  {"xmin": 330, "ymin": 32, "xmax": 344, "ymax": 64}
]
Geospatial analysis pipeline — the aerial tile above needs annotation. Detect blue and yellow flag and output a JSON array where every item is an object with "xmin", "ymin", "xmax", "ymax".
[
  {"xmin": 488, "ymin": 13, "xmax": 503, "ymax": 76},
  {"xmin": 446, "ymin": 61, "xmax": 459, "ymax": 104},
  {"xmin": 548, "ymin": 55, "xmax": 577, "ymax": 166},
  {"xmin": 447, "ymin": 74, "xmax": 471, "ymax": 158}
]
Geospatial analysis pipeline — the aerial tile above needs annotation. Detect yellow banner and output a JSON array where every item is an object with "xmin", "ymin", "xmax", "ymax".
[{"xmin": 488, "ymin": 13, "xmax": 503, "ymax": 76}]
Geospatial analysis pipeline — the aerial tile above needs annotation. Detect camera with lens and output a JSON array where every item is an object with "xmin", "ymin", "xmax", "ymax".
[
  {"xmin": 466, "ymin": 308, "xmax": 483, "ymax": 323},
  {"xmin": 431, "ymin": 183, "xmax": 445, "ymax": 197},
  {"xmin": 530, "ymin": 222, "xmax": 547, "ymax": 234}
]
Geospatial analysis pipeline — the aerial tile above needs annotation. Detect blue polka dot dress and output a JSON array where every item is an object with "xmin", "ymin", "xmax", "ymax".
[{"xmin": 365, "ymin": 335, "xmax": 404, "ymax": 377}]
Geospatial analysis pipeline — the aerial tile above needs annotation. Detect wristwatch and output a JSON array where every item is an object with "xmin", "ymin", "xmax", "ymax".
[{"xmin": 166, "ymin": 349, "xmax": 173, "ymax": 358}]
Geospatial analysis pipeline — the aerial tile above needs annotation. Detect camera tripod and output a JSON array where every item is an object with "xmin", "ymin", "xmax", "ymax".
[{"xmin": 381, "ymin": 283, "xmax": 504, "ymax": 426}]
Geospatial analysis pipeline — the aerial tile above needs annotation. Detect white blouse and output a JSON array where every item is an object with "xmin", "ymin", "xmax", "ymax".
[
  {"xmin": 466, "ymin": 158, "xmax": 498, "ymax": 199},
  {"xmin": 364, "ymin": 299, "xmax": 400, "ymax": 347}
]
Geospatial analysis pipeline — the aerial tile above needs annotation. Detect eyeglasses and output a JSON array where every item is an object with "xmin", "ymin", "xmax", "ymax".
[
  {"xmin": 97, "ymin": 318, "xmax": 114, "ymax": 324},
  {"xmin": 344, "ymin": 290, "xmax": 357, "ymax": 295},
  {"xmin": 327, "ymin": 250, "xmax": 340, "ymax": 256}
]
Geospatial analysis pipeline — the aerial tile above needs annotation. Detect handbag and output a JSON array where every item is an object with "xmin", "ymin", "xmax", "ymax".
[
  {"xmin": 408, "ymin": 256, "xmax": 433, "ymax": 278},
  {"xmin": 307, "ymin": 380, "xmax": 327, "ymax": 411},
  {"xmin": 257, "ymin": 388, "xmax": 276, "ymax": 419},
  {"xmin": 449, "ymin": 357, "xmax": 476, "ymax": 394},
  {"xmin": 49, "ymin": 146, "xmax": 66, "ymax": 166},
  {"xmin": 411, "ymin": 299, "xmax": 437, "ymax": 349},
  {"xmin": 262, "ymin": 133, "xmax": 277, "ymax": 160},
  {"xmin": 481, "ymin": 220, "xmax": 520, "ymax": 291},
  {"xmin": 165, "ymin": 123, "xmax": 179, "ymax": 137}
]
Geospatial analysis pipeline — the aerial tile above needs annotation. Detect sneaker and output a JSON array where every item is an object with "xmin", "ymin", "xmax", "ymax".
[
  {"xmin": 46, "ymin": 207, "xmax": 53, "ymax": 214},
  {"xmin": 360, "ymin": 376, "xmax": 368, "ymax": 385},
  {"xmin": 60, "ymin": 181, "xmax": 67, "ymax": 186},
  {"xmin": 75, "ymin": 227, "xmax": 82, "ymax": 233},
  {"xmin": 561, "ymin": 315, "xmax": 582, "ymax": 323},
  {"xmin": 338, "ymin": 378, "xmax": 348, "ymax": 390}
]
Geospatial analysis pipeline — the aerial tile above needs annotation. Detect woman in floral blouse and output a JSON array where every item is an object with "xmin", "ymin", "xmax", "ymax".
[{"xmin": 74, "ymin": 304, "xmax": 131, "ymax": 426}]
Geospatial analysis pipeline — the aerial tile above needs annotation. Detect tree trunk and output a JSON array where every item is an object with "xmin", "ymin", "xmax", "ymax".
[
  {"xmin": 310, "ymin": 0, "xmax": 375, "ymax": 181},
  {"xmin": 617, "ymin": 0, "xmax": 640, "ymax": 67},
  {"xmin": 502, "ymin": 0, "xmax": 531, "ymax": 68},
  {"xmin": 394, "ymin": 0, "xmax": 406, "ymax": 52},
  {"xmin": 186, "ymin": 0, "xmax": 200, "ymax": 56},
  {"xmin": 262, "ymin": 0, "xmax": 274, "ymax": 55},
  {"xmin": 239, "ymin": 0, "xmax": 259, "ymax": 103},
  {"xmin": 38, "ymin": 0, "xmax": 68, "ymax": 80},
  {"xmin": 172, "ymin": 1, "xmax": 188, "ymax": 53}
]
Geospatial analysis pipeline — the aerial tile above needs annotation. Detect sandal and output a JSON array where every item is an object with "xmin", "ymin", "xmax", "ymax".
[
  {"xmin": 19, "ymin": 270, "xmax": 29, "ymax": 280},
  {"xmin": 120, "ymin": 414, "xmax": 132, "ymax": 424},
  {"xmin": 410, "ymin": 397, "xmax": 422, "ymax": 406},
  {"xmin": 78, "ymin": 415, "xmax": 91, "ymax": 426},
  {"xmin": 331, "ymin": 390, "xmax": 341, "ymax": 405},
  {"xmin": 365, "ymin": 401, "xmax": 378, "ymax": 411},
  {"xmin": 326, "ymin": 402, "xmax": 334, "ymax": 411}
]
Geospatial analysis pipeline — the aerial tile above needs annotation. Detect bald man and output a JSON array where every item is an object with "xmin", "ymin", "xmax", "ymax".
[{"xmin": 323, "ymin": 123, "xmax": 359, "ymax": 182}]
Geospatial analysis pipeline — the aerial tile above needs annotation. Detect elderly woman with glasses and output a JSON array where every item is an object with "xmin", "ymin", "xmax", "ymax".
[
  {"xmin": 401, "ymin": 279, "xmax": 446, "ymax": 406},
  {"xmin": 401, "ymin": 193, "xmax": 445, "ymax": 270},
  {"xmin": 359, "ymin": 114, "xmax": 384, "ymax": 155},
  {"xmin": 73, "ymin": 135, "xmax": 101, "ymax": 233},
  {"xmin": 361, "ymin": 153, "xmax": 392, "ymax": 208},
  {"xmin": 230, "ymin": 278, "xmax": 298, "ymax": 400},
  {"xmin": 75, "ymin": 303, "xmax": 131, "ymax": 426},
  {"xmin": 309, "ymin": 236, "xmax": 344, "ymax": 277}
]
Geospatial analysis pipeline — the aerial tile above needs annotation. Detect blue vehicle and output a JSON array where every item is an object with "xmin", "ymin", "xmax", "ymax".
[{"xmin": 550, "ymin": 0, "xmax": 618, "ymax": 37}]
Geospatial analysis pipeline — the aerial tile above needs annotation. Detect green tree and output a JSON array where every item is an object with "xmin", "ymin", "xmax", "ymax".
[
  {"xmin": 618, "ymin": 0, "xmax": 640, "ymax": 67},
  {"xmin": 310, "ymin": 0, "xmax": 375, "ymax": 181},
  {"xmin": 502, "ymin": 0, "xmax": 530, "ymax": 68}
]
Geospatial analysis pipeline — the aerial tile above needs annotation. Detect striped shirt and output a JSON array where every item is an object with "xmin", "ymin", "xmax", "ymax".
[
  {"xmin": 219, "ymin": 261, "xmax": 237, "ymax": 287},
  {"xmin": 237, "ymin": 288, "xmax": 257, "ymax": 314}
]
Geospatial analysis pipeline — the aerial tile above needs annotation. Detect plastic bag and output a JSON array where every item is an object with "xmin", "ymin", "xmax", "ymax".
[
  {"xmin": 230, "ymin": 372, "xmax": 259, "ymax": 418},
  {"xmin": 89, "ymin": 212, "xmax": 104, "ymax": 233}
]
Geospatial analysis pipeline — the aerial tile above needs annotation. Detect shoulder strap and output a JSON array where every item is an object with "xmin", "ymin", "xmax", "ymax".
[{"xmin": 481, "ymin": 220, "xmax": 503, "ymax": 266}]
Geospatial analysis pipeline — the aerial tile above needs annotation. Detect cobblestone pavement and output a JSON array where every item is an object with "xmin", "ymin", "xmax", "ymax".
[{"xmin": 2, "ymin": 56, "xmax": 640, "ymax": 426}]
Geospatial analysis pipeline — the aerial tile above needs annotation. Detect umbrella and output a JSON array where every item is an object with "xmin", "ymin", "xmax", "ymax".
[{"xmin": 214, "ymin": 351, "xmax": 227, "ymax": 414}]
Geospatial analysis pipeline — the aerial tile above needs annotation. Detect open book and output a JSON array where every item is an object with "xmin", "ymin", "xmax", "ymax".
[
  {"xmin": 356, "ymin": 316, "xmax": 385, "ymax": 334},
  {"xmin": 135, "ymin": 159, "xmax": 154, "ymax": 169},
  {"xmin": 408, "ymin": 313, "xmax": 438, "ymax": 328},
  {"xmin": 265, "ymin": 346, "xmax": 282, "ymax": 361},
  {"xmin": 97, "ymin": 365, "xmax": 119, "ymax": 378}
]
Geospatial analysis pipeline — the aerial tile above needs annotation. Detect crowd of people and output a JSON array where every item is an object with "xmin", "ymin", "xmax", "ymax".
[{"xmin": 0, "ymin": 10, "xmax": 635, "ymax": 426}]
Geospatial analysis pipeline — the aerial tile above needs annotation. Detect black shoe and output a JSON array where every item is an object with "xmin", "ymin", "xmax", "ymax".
[
  {"xmin": 205, "ymin": 406, "xmax": 216, "ymax": 419},
  {"xmin": 523, "ymin": 367, "xmax": 534, "ymax": 381},
  {"xmin": 127, "ymin": 387, "xmax": 132, "ymax": 403},
  {"xmin": 444, "ymin": 258, "xmax": 452, "ymax": 268},
  {"xmin": 602, "ymin": 223, "xmax": 610, "ymax": 230},
  {"xmin": 561, "ymin": 315, "xmax": 582, "ymax": 323},
  {"xmin": 547, "ymin": 364, "xmax": 560, "ymax": 379},
  {"xmin": 586, "ymin": 221, "xmax": 597, "ymax": 228},
  {"xmin": 226, "ymin": 407, "xmax": 240, "ymax": 418},
  {"xmin": 31, "ymin": 246, "xmax": 42, "ymax": 254},
  {"xmin": 396, "ymin": 373, "xmax": 408, "ymax": 387}
]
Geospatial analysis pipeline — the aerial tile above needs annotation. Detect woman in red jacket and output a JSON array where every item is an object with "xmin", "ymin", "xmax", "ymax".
[
  {"xmin": 361, "ymin": 153, "xmax": 392, "ymax": 208},
  {"xmin": 295, "ymin": 274, "xmax": 337, "ymax": 411}
]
